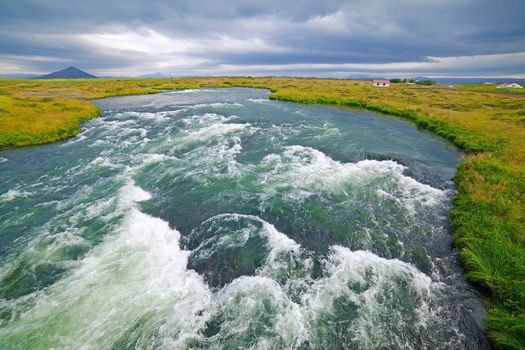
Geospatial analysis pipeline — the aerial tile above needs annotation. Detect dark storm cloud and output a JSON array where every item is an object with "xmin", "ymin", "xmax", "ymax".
[{"xmin": 0, "ymin": 0, "xmax": 524, "ymax": 77}]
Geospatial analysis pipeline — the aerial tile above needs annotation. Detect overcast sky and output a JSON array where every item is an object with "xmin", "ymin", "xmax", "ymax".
[{"xmin": 1, "ymin": 0, "xmax": 524, "ymax": 78}]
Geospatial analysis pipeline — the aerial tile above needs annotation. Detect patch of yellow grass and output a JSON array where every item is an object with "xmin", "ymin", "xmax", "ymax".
[{"xmin": 0, "ymin": 94, "xmax": 100, "ymax": 148}]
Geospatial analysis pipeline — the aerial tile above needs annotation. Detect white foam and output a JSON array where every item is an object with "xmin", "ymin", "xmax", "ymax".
[
  {"xmin": 202, "ymin": 213, "xmax": 301, "ymax": 258},
  {"xmin": 176, "ymin": 113, "xmax": 238, "ymax": 128},
  {"xmin": 65, "ymin": 134, "xmax": 88, "ymax": 144},
  {"xmin": 182, "ymin": 229, "xmax": 443, "ymax": 349},
  {"xmin": 84, "ymin": 197, "xmax": 116, "ymax": 220},
  {"xmin": 167, "ymin": 89, "xmax": 220, "ymax": 94},
  {"xmin": 171, "ymin": 114, "xmax": 256, "ymax": 180},
  {"xmin": 198, "ymin": 276, "xmax": 308, "ymax": 348},
  {"xmin": 92, "ymin": 118, "xmax": 149, "ymax": 141},
  {"xmin": 0, "ymin": 188, "xmax": 33, "ymax": 202},
  {"xmin": 319, "ymin": 121, "xmax": 340, "ymax": 137},
  {"xmin": 301, "ymin": 246, "xmax": 439, "ymax": 349},
  {"xmin": 257, "ymin": 145, "xmax": 447, "ymax": 217},
  {"xmin": 88, "ymin": 156, "xmax": 122, "ymax": 169},
  {"xmin": 0, "ymin": 188, "xmax": 211, "ymax": 349},
  {"xmin": 124, "ymin": 111, "xmax": 171, "ymax": 122},
  {"xmin": 118, "ymin": 182, "xmax": 152, "ymax": 206},
  {"xmin": 168, "ymin": 89, "xmax": 202, "ymax": 94},
  {"xmin": 260, "ymin": 218, "xmax": 301, "ymax": 256},
  {"xmin": 190, "ymin": 102, "xmax": 242, "ymax": 109},
  {"xmin": 88, "ymin": 139, "xmax": 107, "ymax": 147},
  {"xmin": 131, "ymin": 153, "xmax": 178, "ymax": 167},
  {"xmin": 177, "ymin": 122, "xmax": 249, "ymax": 145}
]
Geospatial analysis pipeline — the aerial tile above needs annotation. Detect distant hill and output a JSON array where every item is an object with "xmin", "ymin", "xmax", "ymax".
[
  {"xmin": 38, "ymin": 66, "xmax": 97, "ymax": 79},
  {"xmin": 346, "ymin": 75, "xmax": 524, "ymax": 84},
  {"xmin": 138, "ymin": 72, "xmax": 169, "ymax": 78},
  {"xmin": 420, "ymin": 77, "xmax": 525, "ymax": 84}
]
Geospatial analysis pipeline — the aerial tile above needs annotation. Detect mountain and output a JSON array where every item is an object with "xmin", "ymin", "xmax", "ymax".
[
  {"xmin": 38, "ymin": 66, "xmax": 97, "ymax": 79},
  {"xmin": 138, "ymin": 72, "xmax": 169, "ymax": 78}
]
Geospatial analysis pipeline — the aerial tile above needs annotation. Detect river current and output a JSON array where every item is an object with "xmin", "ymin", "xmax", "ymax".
[{"xmin": 0, "ymin": 88, "xmax": 488, "ymax": 349}]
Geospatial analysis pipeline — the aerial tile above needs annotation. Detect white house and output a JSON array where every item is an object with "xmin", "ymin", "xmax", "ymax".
[
  {"xmin": 372, "ymin": 79, "xmax": 390, "ymax": 87},
  {"xmin": 496, "ymin": 82, "xmax": 523, "ymax": 89}
]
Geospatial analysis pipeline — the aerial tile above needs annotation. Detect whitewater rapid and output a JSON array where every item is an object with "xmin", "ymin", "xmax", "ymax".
[{"xmin": 0, "ymin": 88, "xmax": 488, "ymax": 349}]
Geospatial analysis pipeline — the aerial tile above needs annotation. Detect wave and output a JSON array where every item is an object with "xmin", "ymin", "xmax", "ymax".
[
  {"xmin": 247, "ymin": 98, "xmax": 269, "ymax": 103},
  {"xmin": 0, "ymin": 199, "xmax": 475, "ymax": 349},
  {"xmin": 190, "ymin": 102, "xmax": 243, "ymax": 108},
  {"xmin": 0, "ymin": 184, "xmax": 211, "ymax": 349},
  {"xmin": 301, "ymin": 246, "xmax": 437, "ymax": 349},
  {"xmin": 0, "ymin": 188, "xmax": 33, "ymax": 202},
  {"xmin": 113, "ymin": 111, "xmax": 173, "ymax": 123},
  {"xmin": 186, "ymin": 213, "xmax": 304, "ymax": 287},
  {"xmin": 183, "ymin": 213, "xmax": 458, "ymax": 349},
  {"xmin": 167, "ymin": 89, "xmax": 221, "ymax": 94},
  {"xmin": 256, "ymin": 145, "xmax": 448, "ymax": 214}
]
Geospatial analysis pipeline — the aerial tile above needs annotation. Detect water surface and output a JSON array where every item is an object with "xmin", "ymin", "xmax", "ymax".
[{"xmin": 0, "ymin": 88, "xmax": 488, "ymax": 349}]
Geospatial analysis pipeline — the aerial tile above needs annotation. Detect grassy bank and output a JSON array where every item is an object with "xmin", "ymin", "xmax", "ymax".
[
  {"xmin": 1, "ymin": 77, "xmax": 524, "ymax": 348},
  {"xmin": 0, "ymin": 95, "xmax": 100, "ymax": 149}
]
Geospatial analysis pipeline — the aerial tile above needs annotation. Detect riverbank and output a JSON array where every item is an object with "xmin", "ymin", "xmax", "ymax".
[{"xmin": 1, "ymin": 77, "xmax": 524, "ymax": 348}]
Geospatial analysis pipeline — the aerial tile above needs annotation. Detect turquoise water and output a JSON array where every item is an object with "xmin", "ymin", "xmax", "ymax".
[{"xmin": 0, "ymin": 88, "xmax": 488, "ymax": 349}]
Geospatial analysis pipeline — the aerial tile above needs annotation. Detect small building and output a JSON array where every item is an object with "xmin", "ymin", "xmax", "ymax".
[
  {"xmin": 496, "ymin": 82, "xmax": 523, "ymax": 89},
  {"xmin": 372, "ymin": 79, "xmax": 390, "ymax": 87}
]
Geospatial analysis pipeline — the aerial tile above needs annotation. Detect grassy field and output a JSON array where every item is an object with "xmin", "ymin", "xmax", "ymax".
[
  {"xmin": 1, "ymin": 77, "xmax": 524, "ymax": 348},
  {"xmin": 454, "ymin": 83, "xmax": 525, "ymax": 95}
]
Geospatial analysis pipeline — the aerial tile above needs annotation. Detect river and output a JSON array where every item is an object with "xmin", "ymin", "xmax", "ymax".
[{"xmin": 0, "ymin": 88, "xmax": 488, "ymax": 349}]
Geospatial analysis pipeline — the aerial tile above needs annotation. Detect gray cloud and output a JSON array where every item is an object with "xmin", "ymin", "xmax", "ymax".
[{"xmin": 1, "ymin": 0, "xmax": 524, "ymax": 77}]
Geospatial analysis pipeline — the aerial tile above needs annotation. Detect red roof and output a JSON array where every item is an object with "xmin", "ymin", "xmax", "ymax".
[{"xmin": 373, "ymin": 80, "xmax": 390, "ymax": 83}]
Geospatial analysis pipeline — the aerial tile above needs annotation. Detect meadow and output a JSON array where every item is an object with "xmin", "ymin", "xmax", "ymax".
[
  {"xmin": 0, "ymin": 77, "xmax": 524, "ymax": 349},
  {"xmin": 455, "ymin": 83, "xmax": 525, "ymax": 95}
]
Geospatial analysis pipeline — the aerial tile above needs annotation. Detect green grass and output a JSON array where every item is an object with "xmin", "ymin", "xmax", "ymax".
[
  {"xmin": 0, "ymin": 76, "xmax": 524, "ymax": 348},
  {"xmin": 0, "ymin": 95, "xmax": 101, "ymax": 149},
  {"xmin": 456, "ymin": 83, "xmax": 525, "ymax": 94}
]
